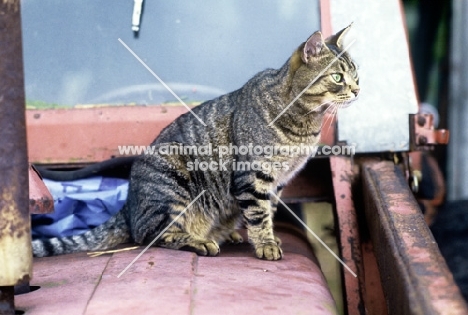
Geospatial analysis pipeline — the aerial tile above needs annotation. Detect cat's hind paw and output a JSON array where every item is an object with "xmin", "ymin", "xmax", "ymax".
[
  {"xmin": 255, "ymin": 242, "xmax": 283, "ymax": 261},
  {"xmin": 180, "ymin": 240, "xmax": 220, "ymax": 256}
]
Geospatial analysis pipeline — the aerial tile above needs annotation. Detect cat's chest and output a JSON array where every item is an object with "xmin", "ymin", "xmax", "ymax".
[
  {"xmin": 278, "ymin": 153, "xmax": 311, "ymax": 185},
  {"xmin": 272, "ymin": 134, "xmax": 320, "ymax": 185}
]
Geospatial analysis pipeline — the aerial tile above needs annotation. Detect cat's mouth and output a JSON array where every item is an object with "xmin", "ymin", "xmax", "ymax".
[{"xmin": 334, "ymin": 95, "xmax": 359, "ymax": 109}]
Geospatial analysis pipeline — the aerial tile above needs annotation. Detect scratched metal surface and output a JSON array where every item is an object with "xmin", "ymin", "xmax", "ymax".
[{"xmin": 329, "ymin": 0, "xmax": 418, "ymax": 153}]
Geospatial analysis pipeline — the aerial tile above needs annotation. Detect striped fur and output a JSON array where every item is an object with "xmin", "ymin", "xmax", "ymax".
[{"xmin": 32, "ymin": 25, "xmax": 359, "ymax": 260}]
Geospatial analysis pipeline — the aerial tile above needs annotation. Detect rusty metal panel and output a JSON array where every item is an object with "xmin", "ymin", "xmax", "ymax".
[
  {"xmin": 362, "ymin": 160, "xmax": 468, "ymax": 315},
  {"xmin": 0, "ymin": 0, "xmax": 33, "ymax": 290}
]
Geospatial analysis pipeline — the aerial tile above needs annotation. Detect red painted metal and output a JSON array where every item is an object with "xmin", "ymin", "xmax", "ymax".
[
  {"xmin": 319, "ymin": 0, "xmax": 333, "ymax": 37},
  {"xmin": 29, "ymin": 165, "xmax": 54, "ymax": 214},
  {"xmin": 319, "ymin": 0, "xmax": 334, "ymax": 146},
  {"xmin": 282, "ymin": 158, "xmax": 333, "ymax": 202},
  {"xmin": 26, "ymin": 106, "xmax": 189, "ymax": 164},
  {"xmin": 330, "ymin": 156, "xmax": 364, "ymax": 315},
  {"xmin": 361, "ymin": 241, "xmax": 388, "ymax": 315},
  {"xmin": 362, "ymin": 160, "xmax": 468, "ymax": 315},
  {"xmin": 320, "ymin": 114, "xmax": 336, "ymax": 146},
  {"xmin": 408, "ymin": 151, "xmax": 446, "ymax": 225}
]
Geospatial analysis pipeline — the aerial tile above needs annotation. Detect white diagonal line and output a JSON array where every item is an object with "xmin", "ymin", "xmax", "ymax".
[
  {"xmin": 270, "ymin": 191, "xmax": 357, "ymax": 277},
  {"xmin": 117, "ymin": 190, "xmax": 206, "ymax": 278},
  {"xmin": 268, "ymin": 39, "xmax": 356, "ymax": 126},
  {"xmin": 118, "ymin": 38, "xmax": 207, "ymax": 126}
]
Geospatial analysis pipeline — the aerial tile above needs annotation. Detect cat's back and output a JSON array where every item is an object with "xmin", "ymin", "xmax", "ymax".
[
  {"xmin": 153, "ymin": 92, "xmax": 237, "ymax": 146},
  {"xmin": 153, "ymin": 67, "xmax": 281, "ymax": 146}
]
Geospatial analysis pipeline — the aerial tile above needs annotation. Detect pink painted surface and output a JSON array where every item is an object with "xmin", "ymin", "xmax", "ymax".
[
  {"xmin": 85, "ymin": 249, "xmax": 195, "ymax": 315},
  {"xmin": 193, "ymin": 255, "xmax": 335, "ymax": 315},
  {"xmin": 16, "ymin": 253, "xmax": 112, "ymax": 315},
  {"xmin": 16, "ymin": 228, "xmax": 338, "ymax": 314}
]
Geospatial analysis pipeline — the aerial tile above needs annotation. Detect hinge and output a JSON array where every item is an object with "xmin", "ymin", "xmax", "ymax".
[{"xmin": 410, "ymin": 113, "xmax": 449, "ymax": 150}]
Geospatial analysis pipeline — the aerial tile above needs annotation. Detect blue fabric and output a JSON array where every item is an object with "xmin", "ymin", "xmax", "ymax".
[{"xmin": 31, "ymin": 177, "xmax": 128, "ymax": 239}]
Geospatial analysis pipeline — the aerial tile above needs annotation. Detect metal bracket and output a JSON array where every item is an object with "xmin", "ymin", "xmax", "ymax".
[{"xmin": 410, "ymin": 113, "xmax": 450, "ymax": 149}]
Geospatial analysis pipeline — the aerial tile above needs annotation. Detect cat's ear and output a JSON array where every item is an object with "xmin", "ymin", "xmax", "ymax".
[
  {"xmin": 301, "ymin": 31, "xmax": 326, "ymax": 63},
  {"xmin": 326, "ymin": 23, "xmax": 353, "ymax": 49}
]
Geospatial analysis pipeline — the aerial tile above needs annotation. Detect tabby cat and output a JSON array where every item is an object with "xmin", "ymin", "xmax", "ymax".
[{"xmin": 33, "ymin": 25, "xmax": 359, "ymax": 260}]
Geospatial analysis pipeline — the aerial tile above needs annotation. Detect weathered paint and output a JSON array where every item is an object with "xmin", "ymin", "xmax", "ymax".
[
  {"xmin": 362, "ymin": 160, "xmax": 468, "ymax": 315},
  {"xmin": 16, "ymin": 227, "xmax": 338, "ymax": 315},
  {"xmin": 410, "ymin": 114, "xmax": 450, "ymax": 149},
  {"xmin": 28, "ymin": 165, "xmax": 54, "ymax": 214},
  {"xmin": 26, "ymin": 106, "xmax": 189, "ymax": 164},
  {"xmin": 361, "ymin": 241, "xmax": 388, "ymax": 315},
  {"xmin": 330, "ymin": 156, "xmax": 366, "ymax": 315},
  {"xmin": 0, "ymin": 0, "xmax": 33, "ymax": 290}
]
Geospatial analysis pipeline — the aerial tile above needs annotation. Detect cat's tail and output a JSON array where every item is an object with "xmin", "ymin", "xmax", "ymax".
[{"xmin": 32, "ymin": 210, "xmax": 131, "ymax": 257}]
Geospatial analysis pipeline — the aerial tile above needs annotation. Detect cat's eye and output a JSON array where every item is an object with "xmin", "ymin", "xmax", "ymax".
[{"xmin": 331, "ymin": 73, "xmax": 343, "ymax": 82}]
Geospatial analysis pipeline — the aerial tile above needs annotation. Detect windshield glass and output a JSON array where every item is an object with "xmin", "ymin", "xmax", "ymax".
[{"xmin": 21, "ymin": 0, "xmax": 320, "ymax": 107}]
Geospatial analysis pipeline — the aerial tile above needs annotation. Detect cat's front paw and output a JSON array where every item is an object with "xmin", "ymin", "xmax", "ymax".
[
  {"xmin": 180, "ymin": 240, "xmax": 220, "ymax": 256},
  {"xmin": 255, "ymin": 242, "xmax": 283, "ymax": 261}
]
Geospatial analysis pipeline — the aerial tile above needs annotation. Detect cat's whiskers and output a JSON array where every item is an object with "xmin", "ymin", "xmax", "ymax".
[
  {"xmin": 323, "ymin": 103, "xmax": 336, "ymax": 124},
  {"xmin": 323, "ymin": 102, "xmax": 340, "ymax": 135},
  {"xmin": 323, "ymin": 98, "xmax": 356, "ymax": 135},
  {"xmin": 304, "ymin": 100, "xmax": 333, "ymax": 116}
]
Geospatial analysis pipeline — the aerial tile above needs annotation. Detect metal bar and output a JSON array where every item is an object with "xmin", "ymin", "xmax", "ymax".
[
  {"xmin": 26, "ymin": 106, "xmax": 188, "ymax": 164},
  {"xmin": 329, "ymin": 156, "xmax": 365, "ymax": 315},
  {"xmin": 319, "ymin": 0, "xmax": 333, "ymax": 37},
  {"xmin": 0, "ymin": 4, "xmax": 32, "ymax": 314},
  {"xmin": 362, "ymin": 160, "xmax": 468, "ymax": 315},
  {"xmin": 360, "ymin": 241, "xmax": 388, "ymax": 315}
]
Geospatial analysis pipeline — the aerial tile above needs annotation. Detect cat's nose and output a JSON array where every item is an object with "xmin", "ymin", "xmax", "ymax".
[{"xmin": 351, "ymin": 88, "xmax": 360, "ymax": 97}]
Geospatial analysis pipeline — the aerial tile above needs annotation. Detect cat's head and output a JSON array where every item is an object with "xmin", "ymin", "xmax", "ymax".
[{"xmin": 289, "ymin": 24, "xmax": 360, "ymax": 113}]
